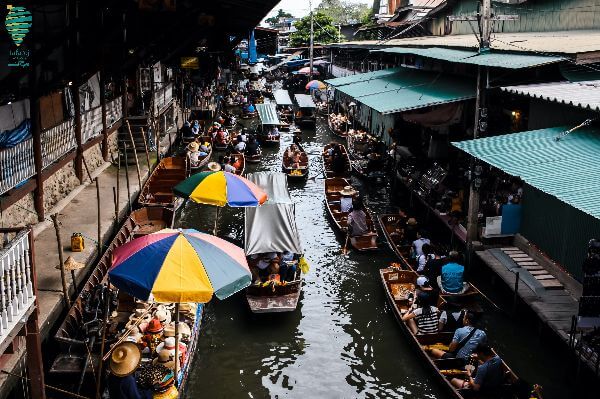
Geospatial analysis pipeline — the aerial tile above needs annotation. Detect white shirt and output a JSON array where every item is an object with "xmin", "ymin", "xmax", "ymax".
[
  {"xmin": 234, "ymin": 142, "xmax": 246, "ymax": 152},
  {"xmin": 224, "ymin": 164, "xmax": 236, "ymax": 173},
  {"xmin": 340, "ymin": 197, "xmax": 353, "ymax": 213},
  {"xmin": 412, "ymin": 237, "xmax": 431, "ymax": 257}
]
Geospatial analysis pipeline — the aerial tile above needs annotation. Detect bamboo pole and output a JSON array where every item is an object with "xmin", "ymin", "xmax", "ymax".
[
  {"xmin": 95, "ymin": 284, "xmax": 111, "ymax": 399},
  {"xmin": 123, "ymin": 144, "xmax": 132, "ymax": 213},
  {"xmin": 51, "ymin": 214, "xmax": 71, "ymax": 308},
  {"xmin": 140, "ymin": 127, "xmax": 151, "ymax": 171},
  {"xmin": 125, "ymin": 120, "xmax": 143, "ymax": 190},
  {"xmin": 96, "ymin": 178, "xmax": 101, "ymax": 257}
]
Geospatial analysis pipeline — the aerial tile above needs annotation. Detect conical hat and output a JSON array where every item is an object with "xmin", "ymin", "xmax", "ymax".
[
  {"xmin": 57, "ymin": 256, "xmax": 85, "ymax": 271},
  {"xmin": 109, "ymin": 342, "xmax": 141, "ymax": 377}
]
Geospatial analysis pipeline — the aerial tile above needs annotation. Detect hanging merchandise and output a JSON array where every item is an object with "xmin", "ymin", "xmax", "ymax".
[
  {"xmin": 79, "ymin": 72, "xmax": 101, "ymax": 112},
  {"xmin": 64, "ymin": 86, "xmax": 75, "ymax": 118}
]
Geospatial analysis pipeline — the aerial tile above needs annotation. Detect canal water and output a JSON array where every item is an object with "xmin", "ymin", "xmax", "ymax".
[{"xmin": 176, "ymin": 117, "xmax": 586, "ymax": 398}]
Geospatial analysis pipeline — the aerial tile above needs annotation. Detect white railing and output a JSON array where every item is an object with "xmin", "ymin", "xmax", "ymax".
[
  {"xmin": 0, "ymin": 139, "xmax": 35, "ymax": 196},
  {"xmin": 106, "ymin": 96, "xmax": 123, "ymax": 128},
  {"xmin": 41, "ymin": 120, "xmax": 76, "ymax": 169},
  {"xmin": 81, "ymin": 106, "xmax": 104, "ymax": 143},
  {"xmin": 0, "ymin": 230, "xmax": 35, "ymax": 346},
  {"xmin": 154, "ymin": 83, "xmax": 174, "ymax": 115}
]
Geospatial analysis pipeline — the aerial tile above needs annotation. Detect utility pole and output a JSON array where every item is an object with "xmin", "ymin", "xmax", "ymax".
[
  {"xmin": 449, "ymin": 0, "xmax": 517, "ymax": 248},
  {"xmin": 309, "ymin": 0, "xmax": 314, "ymax": 81}
]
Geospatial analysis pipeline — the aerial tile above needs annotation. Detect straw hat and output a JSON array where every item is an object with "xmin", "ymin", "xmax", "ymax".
[
  {"xmin": 207, "ymin": 162, "xmax": 221, "ymax": 172},
  {"xmin": 339, "ymin": 186, "xmax": 357, "ymax": 196},
  {"xmin": 156, "ymin": 337, "xmax": 187, "ymax": 357},
  {"xmin": 164, "ymin": 322, "xmax": 191, "ymax": 339},
  {"xmin": 56, "ymin": 256, "xmax": 85, "ymax": 271},
  {"xmin": 152, "ymin": 349, "xmax": 176, "ymax": 370},
  {"xmin": 109, "ymin": 342, "xmax": 141, "ymax": 377},
  {"xmin": 406, "ymin": 218, "xmax": 418, "ymax": 226},
  {"xmin": 155, "ymin": 307, "xmax": 171, "ymax": 325},
  {"xmin": 187, "ymin": 142, "xmax": 199, "ymax": 151},
  {"xmin": 146, "ymin": 318, "xmax": 164, "ymax": 334}
]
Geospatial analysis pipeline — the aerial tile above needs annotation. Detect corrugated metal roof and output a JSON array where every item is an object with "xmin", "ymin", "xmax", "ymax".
[
  {"xmin": 335, "ymin": 67, "xmax": 476, "ymax": 114},
  {"xmin": 274, "ymin": 89, "xmax": 293, "ymax": 106},
  {"xmin": 453, "ymin": 126, "xmax": 600, "ymax": 220},
  {"xmin": 256, "ymin": 103, "xmax": 280, "ymax": 125},
  {"xmin": 372, "ymin": 47, "xmax": 565, "ymax": 69},
  {"xmin": 294, "ymin": 94, "xmax": 316, "ymax": 108},
  {"xmin": 501, "ymin": 80, "xmax": 600, "ymax": 111},
  {"xmin": 324, "ymin": 67, "xmax": 401, "ymax": 87},
  {"xmin": 328, "ymin": 30, "xmax": 600, "ymax": 57}
]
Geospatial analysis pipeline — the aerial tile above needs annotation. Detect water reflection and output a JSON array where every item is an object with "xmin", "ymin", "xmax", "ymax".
[{"xmin": 181, "ymin": 117, "xmax": 446, "ymax": 398}]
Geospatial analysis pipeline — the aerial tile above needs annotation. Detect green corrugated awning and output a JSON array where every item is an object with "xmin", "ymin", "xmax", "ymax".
[
  {"xmin": 335, "ymin": 67, "xmax": 476, "ymax": 114},
  {"xmin": 324, "ymin": 67, "xmax": 401, "ymax": 87},
  {"xmin": 372, "ymin": 47, "xmax": 566, "ymax": 69},
  {"xmin": 453, "ymin": 126, "xmax": 600, "ymax": 220},
  {"xmin": 256, "ymin": 103, "xmax": 280, "ymax": 125}
]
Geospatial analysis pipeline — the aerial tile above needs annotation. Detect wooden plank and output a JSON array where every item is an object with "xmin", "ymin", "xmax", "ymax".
[
  {"xmin": 517, "ymin": 261, "xmax": 539, "ymax": 266},
  {"xmin": 509, "ymin": 255, "xmax": 533, "ymax": 261},
  {"xmin": 534, "ymin": 275, "xmax": 557, "ymax": 281},
  {"xmin": 539, "ymin": 280, "xmax": 564, "ymax": 289},
  {"xmin": 521, "ymin": 265, "xmax": 544, "ymax": 271},
  {"xmin": 500, "ymin": 247, "xmax": 519, "ymax": 251},
  {"xmin": 529, "ymin": 270, "xmax": 549, "ymax": 275}
]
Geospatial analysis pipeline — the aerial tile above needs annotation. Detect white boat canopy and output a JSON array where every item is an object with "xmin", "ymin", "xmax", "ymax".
[
  {"xmin": 274, "ymin": 89, "xmax": 294, "ymax": 106},
  {"xmin": 294, "ymin": 94, "xmax": 316, "ymax": 109},
  {"xmin": 255, "ymin": 103, "xmax": 281, "ymax": 126},
  {"xmin": 245, "ymin": 172, "xmax": 303, "ymax": 256}
]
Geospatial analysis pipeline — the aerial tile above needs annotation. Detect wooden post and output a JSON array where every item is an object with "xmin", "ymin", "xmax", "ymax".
[
  {"xmin": 113, "ymin": 186, "xmax": 118, "ymax": 222},
  {"xmin": 100, "ymin": 78, "xmax": 109, "ymax": 162},
  {"xmin": 123, "ymin": 144, "xmax": 132, "ymax": 213},
  {"xmin": 51, "ymin": 214, "xmax": 71, "ymax": 308},
  {"xmin": 125, "ymin": 120, "xmax": 142, "ymax": 190},
  {"xmin": 512, "ymin": 271, "xmax": 520, "ymax": 316},
  {"xmin": 73, "ymin": 84, "xmax": 84, "ymax": 183},
  {"xmin": 116, "ymin": 151, "xmax": 121, "ymax": 219},
  {"xmin": 140, "ymin": 127, "xmax": 151, "ymax": 171},
  {"xmin": 96, "ymin": 178, "xmax": 101, "ymax": 258},
  {"xmin": 31, "ymin": 97, "xmax": 45, "ymax": 222}
]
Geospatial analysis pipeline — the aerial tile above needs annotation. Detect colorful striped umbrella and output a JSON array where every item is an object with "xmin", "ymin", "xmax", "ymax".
[
  {"xmin": 173, "ymin": 171, "xmax": 267, "ymax": 207},
  {"xmin": 306, "ymin": 80, "xmax": 326, "ymax": 90},
  {"xmin": 109, "ymin": 229, "xmax": 251, "ymax": 303}
]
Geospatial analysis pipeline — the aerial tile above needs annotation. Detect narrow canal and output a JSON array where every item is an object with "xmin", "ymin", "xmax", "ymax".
[{"xmin": 175, "ymin": 116, "xmax": 582, "ymax": 399}]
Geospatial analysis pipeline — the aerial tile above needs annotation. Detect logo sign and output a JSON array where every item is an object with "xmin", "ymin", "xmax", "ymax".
[
  {"xmin": 5, "ymin": 4, "xmax": 32, "ymax": 67},
  {"xmin": 181, "ymin": 57, "xmax": 199, "ymax": 70}
]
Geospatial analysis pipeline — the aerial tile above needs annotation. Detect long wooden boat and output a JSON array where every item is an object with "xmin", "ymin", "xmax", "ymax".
[
  {"xmin": 378, "ymin": 214, "xmax": 481, "ymax": 299},
  {"xmin": 213, "ymin": 135, "xmax": 231, "ymax": 151},
  {"xmin": 282, "ymin": 143, "xmax": 309, "ymax": 180},
  {"xmin": 246, "ymin": 148, "xmax": 262, "ymax": 164},
  {"xmin": 347, "ymin": 131, "xmax": 386, "ymax": 184},
  {"xmin": 322, "ymin": 143, "xmax": 352, "ymax": 178},
  {"xmin": 138, "ymin": 157, "xmax": 187, "ymax": 207},
  {"xmin": 327, "ymin": 115, "xmax": 349, "ymax": 138},
  {"xmin": 52, "ymin": 207, "xmax": 174, "ymax": 364},
  {"xmin": 258, "ymin": 130, "xmax": 280, "ymax": 146},
  {"xmin": 380, "ymin": 267, "xmax": 520, "ymax": 399},
  {"xmin": 246, "ymin": 267, "xmax": 302, "ymax": 313},
  {"xmin": 324, "ymin": 177, "xmax": 378, "ymax": 251},
  {"xmin": 186, "ymin": 137, "xmax": 213, "ymax": 175}
]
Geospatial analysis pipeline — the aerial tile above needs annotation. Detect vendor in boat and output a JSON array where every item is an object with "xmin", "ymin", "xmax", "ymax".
[
  {"xmin": 186, "ymin": 142, "xmax": 208, "ymax": 168},
  {"xmin": 347, "ymin": 197, "xmax": 369, "ymax": 237},
  {"xmin": 108, "ymin": 342, "xmax": 153, "ymax": 399},
  {"xmin": 268, "ymin": 125, "xmax": 280, "ymax": 140},
  {"xmin": 216, "ymin": 129, "xmax": 228, "ymax": 145},
  {"xmin": 238, "ymin": 128, "xmax": 249, "ymax": 142},
  {"xmin": 401, "ymin": 291, "xmax": 440, "ymax": 335},
  {"xmin": 450, "ymin": 343, "xmax": 504, "ymax": 393},
  {"xmin": 291, "ymin": 150, "xmax": 302, "ymax": 169},
  {"xmin": 339, "ymin": 186, "xmax": 357, "ymax": 213},
  {"xmin": 223, "ymin": 157, "xmax": 237, "ymax": 173},
  {"xmin": 250, "ymin": 252, "xmax": 280, "ymax": 283},
  {"xmin": 234, "ymin": 136, "xmax": 247, "ymax": 153},
  {"xmin": 191, "ymin": 120, "xmax": 200, "ymax": 136},
  {"xmin": 438, "ymin": 251, "xmax": 467, "ymax": 294},
  {"xmin": 181, "ymin": 121, "xmax": 194, "ymax": 139},
  {"xmin": 279, "ymin": 251, "xmax": 297, "ymax": 282},
  {"xmin": 429, "ymin": 310, "xmax": 487, "ymax": 363}
]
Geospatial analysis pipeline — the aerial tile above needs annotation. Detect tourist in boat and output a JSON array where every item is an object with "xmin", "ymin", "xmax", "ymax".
[
  {"xmin": 401, "ymin": 291, "xmax": 440, "ymax": 335},
  {"xmin": 238, "ymin": 128, "xmax": 249, "ymax": 142},
  {"xmin": 246, "ymin": 136, "xmax": 260, "ymax": 156},
  {"xmin": 223, "ymin": 157, "xmax": 236, "ymax": 173},
  {"xmin": 429, "ymin": 310, "xmax": 487, "ymax": 362},
  {"xmin": 286, "ymin": 144, "xmax": 298, "ymax": 159},
  {"xmin": 339, "ymin": 186, "xmax": 357, "ymax": 213},
  {"xmin": 186, "ymin": 142, "xmax": 207, "ymax": 168},
  {"xmin": 279, "ymin": 251, "xmax": 297, "ymax": 282},
  {"xmin": 233, "ymin": 136, "xmax": 247, "ymax": 153},
  {"xmin": 411, "ymin": 230, "xmax": 431, "ymax": 258},
  {"xmin": 108, "ymin": 342, "xmax": 152, "ymax": 399},
  {"xmin": 291, "ymin": 150, "xmax": 302, "ymax": 169},
  {"xmin": 450, "ymin": 343, "xmax": 504, "ymax": 393},
  {"xmin": 347, "ymin": 198, "xmax": 369, "ymax": 237},
  {"xmin": 191, "ymin": 120, "xmax": 200, "ymax": 135},
  {"xmin": 416, "ymin": 243, "xmax": 436, "ymax": 273},
  {"xmin": 438, "ymin": 303, "xmax": 466, "ymax": 333},
  {"xmin": 268, "ymin": 125, "xmax": 280, "ymax": 140},
  {"xmin": 246, "ymin": 102, "xmax": 256, "ymax": 114},
  {"xmin": 422, "ymin": 250, "xmax": 448, "ymax": 282},
  {"xmin": 438, "ymin": 251, "xmax": 467, "ymax": 294}
]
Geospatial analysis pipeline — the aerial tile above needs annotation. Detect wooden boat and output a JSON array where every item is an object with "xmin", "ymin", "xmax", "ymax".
[
  {"xmin": 282, "ymin": 143, "xmax": 309, "ymax": 180},
  {"xmin": 213, "ymin": 135, "xmax": 231, "ymax": 151},
  {"xmin": 380, "ymin": 267, "xmax": 520, "ymax": 399},
  {"xmin": 138, "ymin": 157, "xmax": 187, "ymax": 207},
  {"xmin": 246, "ymin": 148, "xmax": 262, "ymax": 164},
  {"xmin": 231, "ymin": 153, "xmax": 245, "ymax": 175},
  {"xmin": 378, "ymin": 213, "xmax": 481, "ymax": 299},
  {"xmin": 246, "ymin": 267, "xmax": 302, "ymax": 313},
  {"xmin": 322, "ymin": 143, "xmax": 352, "ymax": 178},
  {"xmin": 324, "ymin": 177, "xmax": 378, "ymax": 251},
  {"xmin": 52, "ymin": 207, "xmax": 174, "ymax": 369},
  {"xmin": 186, "ymin": 136, "xmax": 213, "ymax": 175},
  {"xmin": 347, "ymin": 131, "xmax": 386, "ymax": 184},
  {"xmin": 327, "ymin": 115, "xmax": 349, "ymax": 138},
  {"xmin": 258, "ymin": 130, "xmax": 280, "ymax": 146}
]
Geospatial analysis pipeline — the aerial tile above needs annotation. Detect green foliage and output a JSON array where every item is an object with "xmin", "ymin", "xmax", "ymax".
[
  {"xmin": 316, "ymin": 0, "xmax": 371, "ymax": 25},
  {"xmin": 265, "ymin": 8, "xmax": 294, "ymax": 26},
  {"xmin": 289, "ymin": 12, "xmax": 341, "ymax": 47}
]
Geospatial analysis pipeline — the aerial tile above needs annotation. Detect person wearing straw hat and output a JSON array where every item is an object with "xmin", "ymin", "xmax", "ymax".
[
  {"xmin": 152, "ymin": 349, "xmax": 176, "ymax": 371},
  {"xmin": 339, "ymin": 186, "xmax": 357, "ymax": 213},
  {"xmin": 186, "ymin": 142, "xmax": 207, "ymax": 168},
  {"xmin": 108, "ymin": 342, "xmax": 152, "ymax": 399},
  {"xmin": 207, "ymin": 162, "xmax": 221, "ymax": 172}
]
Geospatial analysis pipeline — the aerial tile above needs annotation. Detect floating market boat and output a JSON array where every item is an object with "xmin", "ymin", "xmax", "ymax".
[
  {"xmin": 327, "ymin": 114, "xmax": 349, "ymax": 138},
  {"xmin": 324, "ymin": 177, "xmax": 378, "ymax": 251},
  {"xmin": 282, "ymin": 143, "xmax": 309, "ymax": 180},
  {"xmin": 380, "ymin": 266, "xmax": 522, "ymax": 399},
  {"xmin": 246, "ymin": 147, "xmax": 262, "ymax": 164},
  {"xmin": 322, "ymin": 143, "xmax": 352, "ymax": 178},
  {"xmin": 347, "ymin": 130, "xmax": 386, "ymax": 184},
  {"xmin": 255, "ymin": 103, "xmax": 282, "ymax": 146},
  {"xmin": 138, "ymin": 157, "xmax": 187, "ymax": 207},
  {"xmin": 187, "ymin": 137, "xmax": 213, "ymax": 175},
  {"xmin": 245, "ymin": 172, "xmax": 304, "ymax": 313}
]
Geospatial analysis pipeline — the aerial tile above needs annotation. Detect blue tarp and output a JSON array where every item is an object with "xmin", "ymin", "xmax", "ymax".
[
  {"xmin": 0, "ymin": 119, "xmax": 31, "ymax": 148},
  {"xmin": 248, "ymin": 30, "xmax": 257, "ymax": 65}
]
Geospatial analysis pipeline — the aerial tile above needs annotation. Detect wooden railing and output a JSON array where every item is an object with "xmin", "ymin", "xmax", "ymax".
[
  {"xmin": 81, "ymin": 106, "xmax": 104, "ymax": 143},
  {"xmin": 0, "ymin": 139, "xmax": 35, "ymax": 195},
  {"xmin": 106, "ymin": 96, "xmax": 123, "ymax": 128},
  {"xmin": 154, "ymin": 83, "xmax": 174, "ymax": 115},
  {"xmin": 41, "ymin": 120, "xmax": 76, "ymax": 170},
  {"xmin": 0, "ymin": 229, "xmax": 35, "ymax": 350}
]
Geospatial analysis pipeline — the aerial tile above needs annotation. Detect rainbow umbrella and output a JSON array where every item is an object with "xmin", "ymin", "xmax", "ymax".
[
  {"xmin": 173, "ymin": 171, "xmax": 267, "ymax": 207},
  {"xmin": 109, "ymin": 228, "xmax": 251, "ymax": 303},
  {"xmin": 306, "ymin": 80, "xmax": 326, "ymax": 90}
]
